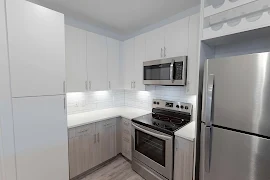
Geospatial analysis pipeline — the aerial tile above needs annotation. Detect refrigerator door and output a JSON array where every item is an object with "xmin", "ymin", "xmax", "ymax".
[
  {"xmin": 200, "ymin": 123, "xmax": 270, "ymax": 180},
  {"xmin": 203, "ymin": 52, "xmax": 270, "ymax": 137}
]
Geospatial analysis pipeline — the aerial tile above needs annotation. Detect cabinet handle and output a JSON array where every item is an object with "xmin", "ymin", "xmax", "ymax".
[
  {"xmin": 63, "ymin": 81, "xmax": 66, "ymax": 93},
  {"xmin": 133, "ymin": 81, "xmax": 136, "ymax": 89},
  {"xmin": 89, "ymin": 81, "xmax": 91, "ymax": 90},
  {"xmin": 131, "ymin": 82, "xmax": 133, "ymax": 89},
  {"xmin": 85, "ymin": 81, "xmax": 88, "ymax": 91},
  {"xmin": 64, "ymin": 96, "xmax": 66, "ymax": 110},
  {"xmin": 78, "ymin": 129, "xmax": 88, "ymax": 133},
  {"xmin": 161, "ymin": 48, "xmax": 163, "ymax": 58},
  {"xmin": 97, "ymin": 133, "xmax": 100, "ymax": 142},
  {"xmin": 94, "ymin": 134, "xmax": 96, "ymax": 143},
  {"xmin": 164, "ymin": 47, "xmax": 166, "ymax": 57}
]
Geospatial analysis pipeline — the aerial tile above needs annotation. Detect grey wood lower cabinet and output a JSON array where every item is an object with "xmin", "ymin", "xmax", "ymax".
[
  {"xmin": 68, "ymin": 118, "xmax": 117, "ymax": 179},
  {"xmin": 121, "ymin": 118, "xmax": 132, "ymax": 160},
  {"xmin": 174, "ymin": 136, "xmax": 194, "ymax": 180}
]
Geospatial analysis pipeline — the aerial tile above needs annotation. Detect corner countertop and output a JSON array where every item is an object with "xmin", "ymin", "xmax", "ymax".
[
  {"xmin": 68, "ymin": 107, "xmax": 196, "ymax": 141},
  {"xmin": 68, "ymin": 107, "xmax": 151, "ymax": 128},
  {"xmin": 174, "ymin": 121, "xmax": 196, "ymax": 141}
]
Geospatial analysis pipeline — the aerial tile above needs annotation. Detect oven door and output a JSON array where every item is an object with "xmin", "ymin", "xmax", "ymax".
[
  {"xmin": 131, "ymin": 123, "xmax": 173, "ymax": 180},
  {"xmin": 143, "ymin": 56, "xmax": 187, "ymax": 86}
]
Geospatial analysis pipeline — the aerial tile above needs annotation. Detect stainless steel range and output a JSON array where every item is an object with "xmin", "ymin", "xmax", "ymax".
[{"xmin": 131, "ymin": 99, "xmax": 193, "ymax": 180}]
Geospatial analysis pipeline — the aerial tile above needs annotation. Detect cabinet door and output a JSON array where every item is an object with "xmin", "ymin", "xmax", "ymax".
[
  {"xmin": 12, "ymin": 95, "xmax": 69, "ymax": 180},
  {"xmin": 121, "ymin": 118, "xmax": 132, "ymax": 160},
  {"xmin": 146, "ymin": 27, "xmax": 164, "ymax": 61},
  {"xmin": 122, "ymin": 38, "xmax": 135, "ymax": 89},
  {"xmin": 6, "ymin": 0, "xmax": 65, "ymax": 97},
  {"xmin": 68, "ymin": 128, "xmax": 78, "ymax": 179},
  {"xmin": 87, "ymin": 32, "xmax": 108, "ymax": 91},
  {"xmin": 164, "ymin": 17, "xmax": 189, "ymax": 58},
  {"xmin": 174, "ymin": 137, "xmax": 194, "ymax": 180},
  {"xmin": 96, "ymin": 119, "xmax": 116, "ymax": 164},
  {"xmin": 65, "ymin": 25, "xmax": 88, "ymax": 93},
  {"xmin": 134, "ymin": 34, "xmax": 146, "ymax": 91},
  {"xmin": 107, "ymin": 37, "xmax": 120, "ymax": 90},
  {"xmin": 186, "ymin": 13, "xmax": 200, "ymax": 95},
  {"xmin": 77, "ymin": 124, "xmax": 96, "ymax": 173}
]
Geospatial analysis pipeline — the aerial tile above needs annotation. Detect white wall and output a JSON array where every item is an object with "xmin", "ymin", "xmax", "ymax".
[
  {"xmin": 214, "ymin": 36, "xmax": 270, "ymax": 59},
  {"xmin": 0, "ymin": 0, "xmax": 17, "ymax": 179}
]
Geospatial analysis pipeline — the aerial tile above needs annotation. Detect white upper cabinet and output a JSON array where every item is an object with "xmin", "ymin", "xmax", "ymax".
[
  {"xmin": 6, "ymin": 0, "xmax": 65, "ymax": 97},
  {"xmin": 146, "ymin": 27, "xmax": 165, "ymax": 61},
  {"xmin": 87, "ymin": 32, "xmax": 108, "ymax": 91},
  {"xmin": 65, "ymin": 25, "xmax": 88, "ymax": 93},
  {"xmin": 122, "ymin": 38, "xmax": 135, "ymax": 89},
  {"xmin": 134, "ymin": 34, "xmax": 146, "ymax": 91},
  {"xmin": 186, "ymin": 13, "xmax": 200, "ymax": 95},
  {"xmin": 164, "ymin": 17, "xmax": 189, "ymax": 58},
  {"xmin": 107, "ymin": 37, "xmax": 120, "ymax": 90}
]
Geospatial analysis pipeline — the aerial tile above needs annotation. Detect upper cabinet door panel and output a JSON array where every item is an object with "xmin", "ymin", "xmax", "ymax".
[
  {"xmin": 87, "ymin": 32, "xmax": 108, "ymax": 91},
  {"xmin": 186, "ymin": 13, "xmax": 200, "ymax": 95},
  {"xmin": 146, "ymin": 27, "xmax": 165, "ymax": 61},
  {"xmin": 65, "ymin": 25, "xmax": 88, "ymax": 93},
  {"xmin": 6, "ymin": 0, "xmax": 65, "ymax": 97},
  {"xmin": 122, "ymin": 38, "xmax": 135, "ymax": 89},
  {"xmin": 107, "ymin": 37, "xmax": 120, "ymax": 90},
  {"xmin": 164, "ymin": 17, "xmax": 189, "ymax": 58},
  {"xmin": 134, "ymin": 34, "xmax": 146, "ymax": 91}
]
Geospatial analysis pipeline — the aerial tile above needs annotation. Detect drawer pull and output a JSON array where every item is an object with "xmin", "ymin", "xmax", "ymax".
[
  {"xmin": 123, "ymin": 121, "xmax": 130, "ymax": 126},
  {"xmin": 78, "ymin": 129, "xmax": 88, "ymax": 133}
]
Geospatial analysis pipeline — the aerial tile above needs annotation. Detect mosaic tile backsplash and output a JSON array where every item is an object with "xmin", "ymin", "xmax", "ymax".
[{"xmin": 67, "ymin": 86, "xmax": 197, "ymax": 120}]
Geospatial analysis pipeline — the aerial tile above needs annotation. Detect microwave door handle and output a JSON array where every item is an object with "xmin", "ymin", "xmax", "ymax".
[{"xmin": 170, "ymin": 59, "xmax": 175, "ymax": 82}]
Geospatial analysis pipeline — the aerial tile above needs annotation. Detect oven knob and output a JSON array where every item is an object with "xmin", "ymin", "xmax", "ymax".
[
  {"xmin": 153, "ymin": 101, "xmax": 156, "ymax": 104},
  {"xmin": 185, "ymin": 106, "xmax": 189, "ymax": 110},
  {"xmin": 180, "ymin": 105, "xmax": 184, "ymax": 109},
  {"xmin": 176, "ymin": 105, "xmax": 180, "ymax": 108},
  {"xmin": 157, "ymin": 102, "xmax": 160, "ymax": 105}
]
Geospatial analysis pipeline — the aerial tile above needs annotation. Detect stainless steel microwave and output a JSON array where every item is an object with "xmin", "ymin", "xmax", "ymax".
[{"xmin": 143, "ymin": 56, "xmax": 187, "ymax": 86}]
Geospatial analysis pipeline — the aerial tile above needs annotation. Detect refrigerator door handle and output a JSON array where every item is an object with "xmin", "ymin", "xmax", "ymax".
[
  {"xmin": 205, "ymin": 74, "xmax": 214, "ymax": 126},
  {"xmin": 205, "ymin": 126, "xmax": 212, "ymax": 173}
]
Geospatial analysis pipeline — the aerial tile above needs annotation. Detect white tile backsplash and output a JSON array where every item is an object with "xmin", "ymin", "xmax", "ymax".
[
  {"xmin": 67, "ymin": 86, "xmax": 197, "ymax": 120},
  {"xmin": 67, "ymin": 90, "xmax": 125, "ymax": 115},
  {"xmin": 124, "ymin": 86, "xmax": 197, "ymax": 120}
]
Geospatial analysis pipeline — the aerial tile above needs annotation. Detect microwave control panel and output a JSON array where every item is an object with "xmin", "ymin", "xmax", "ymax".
[{"xmin": 175, "ymin": 62, "xmax": 183, "ymax": 80}]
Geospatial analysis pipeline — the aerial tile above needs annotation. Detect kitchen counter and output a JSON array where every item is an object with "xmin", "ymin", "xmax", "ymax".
[
  {"xmin": 175, "ymin": 121, "xmax": 196, "ymax": 141},
  {"xmin": 68, "ymin": 107, "xmax": 196, "ymax": 141},
  {"xmin": 68, "ymin": 107, "xmax": 151, "ymax": 128}
]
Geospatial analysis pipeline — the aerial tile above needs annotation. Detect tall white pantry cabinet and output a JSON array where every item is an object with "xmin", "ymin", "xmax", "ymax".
[{"xmin": 1, "ymin": 1, "xmax": 69, "ymax": 180}]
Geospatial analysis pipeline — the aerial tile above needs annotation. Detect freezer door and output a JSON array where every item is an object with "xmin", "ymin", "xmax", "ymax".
[
  {"xmin": 204, "ymin": 52, "xmax": 270, "ymax": 137},
  {"xmin": 200, "ymin": 124, "xmax": 270, "ymax": 180}
]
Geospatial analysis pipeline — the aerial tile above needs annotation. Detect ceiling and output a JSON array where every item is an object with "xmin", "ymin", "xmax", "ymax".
[{"xmin": 28, "ymin": 0, "xmax": 200, "ymax": 37}]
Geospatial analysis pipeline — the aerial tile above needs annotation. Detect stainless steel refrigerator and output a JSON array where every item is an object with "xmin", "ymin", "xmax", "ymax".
[{"xmin": 200, "ymin": 52, "xmax": 270, "ymax": 180}]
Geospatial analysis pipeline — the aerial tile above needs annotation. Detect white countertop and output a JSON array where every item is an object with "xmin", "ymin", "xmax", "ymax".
[
  {"xmin": 174, "ymin": 121, "xmax": 196, "ymax": 141},
  {"xmin": 68, "ymin": 107, "xmax": 196, "ymax": 141},
  {"xmin": 68, "ymin": 107, "xmax": 150, "ymax": 128}
]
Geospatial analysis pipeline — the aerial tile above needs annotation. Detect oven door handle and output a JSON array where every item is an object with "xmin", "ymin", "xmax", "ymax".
[
  {"xmin": 170, "ymin": 59, "xmax": 175, "ymax": 83},
  {"xmin": 132, "ymin": 123, "xmax": 172, "ymax": 140}
]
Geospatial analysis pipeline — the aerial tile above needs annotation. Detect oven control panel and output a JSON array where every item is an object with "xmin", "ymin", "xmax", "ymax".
[{"xmin": 152, "ymin": 99, "xmax": 192, "ymax": 115}]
